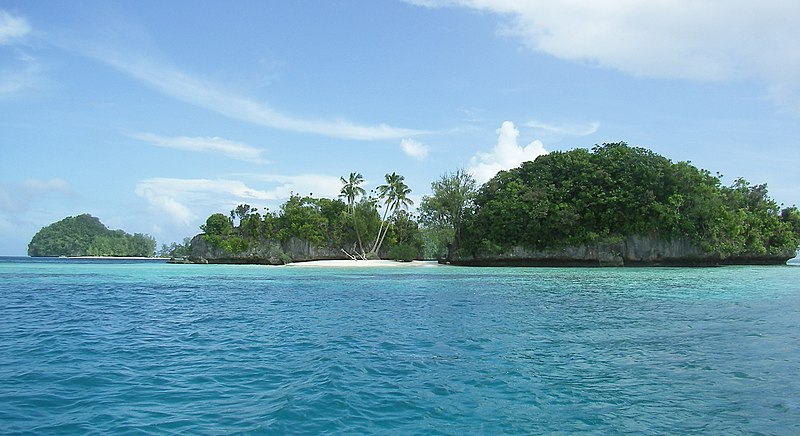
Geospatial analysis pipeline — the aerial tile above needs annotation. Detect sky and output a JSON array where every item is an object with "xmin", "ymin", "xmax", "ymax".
[{"xmin": 1, "ymin": 1, "xmax": 799, "ymax": 255}]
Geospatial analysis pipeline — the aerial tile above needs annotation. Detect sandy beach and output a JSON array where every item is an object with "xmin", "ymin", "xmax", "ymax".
[
  {"xmin": 68, "ymin": 256, "xmax": 168, "ymax": 260},
  {"xmin": 285, "ymin": 259, "xmax": 443, "ymax": 268}
]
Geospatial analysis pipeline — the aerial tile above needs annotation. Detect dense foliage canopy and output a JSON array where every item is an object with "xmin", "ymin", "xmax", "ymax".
[
  {"xmin": 460, "ymin": 143, "xmax": 800, "ymax": 258},
  {"xmin": 200, "ymin": 192, "xmax": 423, "ymax": 261},
  {"xmin": 195, "ymin": 144, "xmax": 800, "ymax": 263},
  {"xmin": 28, "ymin": 214, "xmax": 156, "ymax": 257}
]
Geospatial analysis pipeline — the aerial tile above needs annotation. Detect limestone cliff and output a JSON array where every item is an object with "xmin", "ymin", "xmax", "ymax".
[
  {"xmin": 187, "ymin": 234, "xmax": 348, "ymax": 265},
  {"xmin": 447, "ymin": 235, "xmax": 795, "ymax": 266}
]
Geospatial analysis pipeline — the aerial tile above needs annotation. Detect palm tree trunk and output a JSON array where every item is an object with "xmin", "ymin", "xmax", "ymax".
[
  {"xmin": 370, "ymin": 205, "xmax": 392, "ymax": 254},
  {"xmin": 352, "ymin": 205, "xmax": 365, "ymax": 254},
  {"xmin": 374, "ymin": 218, "xmax": 392, "ymax": 256}
]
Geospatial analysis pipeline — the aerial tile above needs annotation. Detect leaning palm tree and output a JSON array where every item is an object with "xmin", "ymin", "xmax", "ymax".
[
  {"xmin": 370, "ymin": 172, "xmax": 399, "ymax": 254},
  {"xmin": 375, "ymin": 180, "xmax": 413, "ymax": 254},
  {"xmin": 371, "ymin": 172, "xmax": 413, "ymax": 256},
  {"xmin": 339, "ymin": 172, "xmax": 366, "ymax": 255}
]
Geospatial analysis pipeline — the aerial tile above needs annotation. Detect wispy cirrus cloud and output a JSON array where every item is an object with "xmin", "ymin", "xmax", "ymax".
[
  {"xmin": 0, "ymin": 10, "xmax": 30, "ymax": 45},
  {"xmin": 0, "ymin": 11, "xmax": 45, "ymax": 98},
  {"xmin": 134, "ymin": 178, "xmax": 273, "ymax": 227},
  {"xmin": 0, "ymin": 57, "xmax": 43, "ymax": 97},
  {"xmin": 526, "ymin": 120, "xmax": 600, "ymax": 137},
  {"xmin": 0, "ymin": 178, "xmax": 72, "ymax": 213},
  {"xmin": 411, "ymin": 1, "xmax": 800, "ymax": 111},
  {"xmin": 87, "ymin": 51, "xmax": 425, "ymax": 140},
  {"xmin": 130, "ymin": 132, "xmax": 268, "ymax": 163}
]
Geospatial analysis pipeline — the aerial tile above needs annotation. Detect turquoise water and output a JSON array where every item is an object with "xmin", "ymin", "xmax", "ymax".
[{"xmin": 1, "ymin": 258, "xmax": 799, "ymax": 434}]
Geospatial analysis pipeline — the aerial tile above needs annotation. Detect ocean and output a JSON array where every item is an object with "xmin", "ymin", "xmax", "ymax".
[{"xmin": 1, "ymin": 257, "xmax": 799, "ymax": 434}]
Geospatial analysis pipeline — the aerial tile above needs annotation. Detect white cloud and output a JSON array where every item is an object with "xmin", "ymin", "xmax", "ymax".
[
  {"xmin": 0, "ymin": 53, "xmax": 45, "ymax": 98},
  {"xmin": 400, "ymin": 138, "xmax": 429, "ymax": 160},
  {"xmin": 0, "ymin": 178, "xmax": 72, "ymax": 213},
  {"xmin": 468, "ymin": 121, "xmax": 547, "ymax": 183},
  {"xmin": 249, "ymin": 173, "xmax": 343, "ymax": 199},
  {"xmin": 23, "ymin": 178, "xmax": 71, "ymax": 195},
  {"xmin": 0, "ymin": 10, "xmax": 30, "ymax": 45},
  {"xmin": 130, "ymin": 132, "xmax": 268, "ymax": 163},
  {"xmin": 412, "ymin": 1, "xmax": 800, "ymax": 108},
  {"xmin": 0, "ymin": 10, "xmax": 43, "ymax": 98},
  {"xmin": 134, "ymin": 174, "xmax": 344, "ymax": 227},
  {"xmin": 87, "ymin": 51, "xmax": 425, "ymax": 140},
  {"xmin": 134, "ymin": 178, "xmax": 271, "ymax": 228},
  {"xmin": 135, "ymin": 187, "xmax": 196, "ymax": 227},
  {"xmin": 526, "ymin": 120, "xmax": 599, "ymax": 137}
]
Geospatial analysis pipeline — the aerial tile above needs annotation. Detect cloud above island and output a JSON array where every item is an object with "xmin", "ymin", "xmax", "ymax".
[
  {"xmin": 468, "ymin": 121, "xmax": 547, "ymax": 183},
  {"xmin": 134, "ymin": 173, "xmax": 344, "ymax": 228}
]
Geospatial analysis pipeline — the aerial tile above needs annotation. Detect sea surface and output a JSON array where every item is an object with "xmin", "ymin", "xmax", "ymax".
[{"xmin": 1, "ymin": 257, "xmax": 799, "ymax": 434}]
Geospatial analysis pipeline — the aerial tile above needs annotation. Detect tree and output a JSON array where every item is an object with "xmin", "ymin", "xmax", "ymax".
[
  {"xmin": 385, "ymin": 210, "xmax": 423, "ymax": 261},
  {"xmin": 276, "ymin": 195, "xmax": 328, "ymax": 245},
  {"xmin": 158, "ymin": 237, "xmax": 192, "ymax": 258},
  {"xmin": 371, "ymin": 172, "xmax": 413, "ymax": 256},
  {"xmin": 339, "ymin": 172, "xmax": 367, "ymax": 255},
  {"xmin": 418, "ymin": 169, "xmax": 477, "ymax": 258},
  {"xmin": 201, "ymin": 213, "xmax": 233, "ymax": 248}
]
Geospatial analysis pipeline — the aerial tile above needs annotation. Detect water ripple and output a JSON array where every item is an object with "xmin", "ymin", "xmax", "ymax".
[{"xmin": 1, "ymin": 261, "xmax": 799, "ymax": 433}]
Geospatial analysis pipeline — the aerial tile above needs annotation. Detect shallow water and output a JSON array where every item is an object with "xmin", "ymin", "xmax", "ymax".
[{"xmin": 1, "ymin": 257, "xmax": 799, "ymax": 434}]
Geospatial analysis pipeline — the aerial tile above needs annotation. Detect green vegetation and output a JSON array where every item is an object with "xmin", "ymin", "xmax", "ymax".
[
  {"xmin": 418, "ymin": 169, "xmax": 478, "ymax": 259},
  {"xmin": 198, "ymin": 172, "xmax": 423, "ymax": 261},
  {"xmin": 458, "ymin": 142, "xmax": 800, "ymax": 258},
  {"xmin": 157, "ymin": 238, "xmax": 192, "ymax": 258},
  {"xmin": 194, "ymin": 144, "xmax": 800, "ymax": 263},
  {"xmin": 339, "ymin": 172, "xmax": 367, "ymax": 254},
  {"xmin": 28, "ymin": 214, "xmax": 156, "ymax": 257},
  {"xmin": 371, "ymin": 172, "xmax": 414, "ymax": 257}
]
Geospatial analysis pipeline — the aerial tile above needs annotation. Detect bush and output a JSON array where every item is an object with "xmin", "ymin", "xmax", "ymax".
[{"xmin": 387, "ymin": 243, "xmax": 418, "ymax": 262}]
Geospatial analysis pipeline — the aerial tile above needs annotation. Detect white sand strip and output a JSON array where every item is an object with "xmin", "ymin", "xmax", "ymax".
[{"xmin": 285, "ymin": 259, "xmax": 442, "ymax": 268}]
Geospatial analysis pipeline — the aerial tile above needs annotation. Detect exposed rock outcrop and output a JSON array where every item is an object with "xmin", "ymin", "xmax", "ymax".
[
  {"xmin": 187, "ymin": 235, "xmax": 349, "ymax": 265},
  {"xmin": 447, "ymin": 235, "xmax": 795, "ymax": 267}
]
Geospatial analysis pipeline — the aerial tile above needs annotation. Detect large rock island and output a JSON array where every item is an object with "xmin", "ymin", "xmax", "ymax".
[{"xmin": 445, "ymin": 143, "xmax": 800, "ymax": 266}]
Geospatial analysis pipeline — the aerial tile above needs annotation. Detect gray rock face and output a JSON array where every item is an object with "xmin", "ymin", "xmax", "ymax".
[
  {"xmin": 279, "ymin": 236, "xmax": 348, "ymax": 262},
  {"xmin": 448, "ymin": 235, "xmax": 794, "ymax": 266},
  {"xmin": 188, "ymin": 234, "xmax": 348, "ymax": 265}
]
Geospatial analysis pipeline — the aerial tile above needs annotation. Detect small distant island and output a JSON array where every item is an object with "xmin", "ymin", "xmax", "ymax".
[
  {"xmin": 183, "ymin": 142, "xmax": 799, "ymax": 266},
  {"xmin": 28, "ymin": 214, "xmax": 156, "ymax": 258}
]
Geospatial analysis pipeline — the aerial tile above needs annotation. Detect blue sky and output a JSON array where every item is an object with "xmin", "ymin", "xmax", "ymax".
[{"xmin": 1, "ymin": 1, "xmax": 799, "ymax": 255}]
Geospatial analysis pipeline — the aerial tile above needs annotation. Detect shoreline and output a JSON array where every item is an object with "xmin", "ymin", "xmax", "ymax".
[
  {"xmin": 285, "ymin": 259, "xmax": 442, "ymax": 268},
  {"xmin": 68, "ymin": 256, "xmax": 168, "ymax": 260}
]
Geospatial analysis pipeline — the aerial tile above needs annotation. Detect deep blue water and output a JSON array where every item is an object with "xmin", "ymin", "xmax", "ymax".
[{"xmin": 1, "ymin": 257, "xmax": 799, "ymax": 434}]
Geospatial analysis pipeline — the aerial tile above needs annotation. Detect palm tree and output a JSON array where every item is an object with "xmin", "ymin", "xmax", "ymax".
[
  {"xmin": 339, "ymin": 172, "xmax": 366, "ymax": 255},
  {"xmin": 371, "ymin": 172, "xmax": 399, "ymax": 254},
  {"xmin": 371, "ymin": 172, "xmax": 413, "ymax": 256}
]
